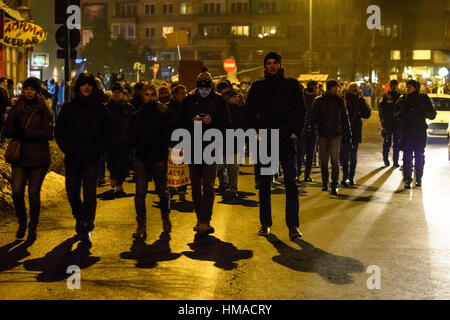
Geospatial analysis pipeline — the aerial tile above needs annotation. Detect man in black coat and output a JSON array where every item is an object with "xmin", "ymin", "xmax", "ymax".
[
  {"xmin": 396, "ymin": 80, "xmax": 437, "ymax": 189},
  {"xmin": 245, "ymin": 52, "xmax": 304, "ymax": 240},
  {"xmin": 304, "ymin": 80, "xmax": 351, "ymax": 196},
  {"xmin": 175, "ymin": 71, "xmax": 229, "ymax": 235},
  {"xmin": 379, "ymin": 80, "xmax": 402, "ymax": 167},
  {"xmin": 300, "ymin": 80, "xmax": 320, "ymax": 182},
  {"xmin": 340, "ymin": 82, "xmax": 371, "ymax": 186},
  {"xmin": 54, "ymin": 73, "xmax": 111, "ymax": 246},
  {"xmin": 105, "ymin": 83, "xmax": 135, "ymax": 197}
]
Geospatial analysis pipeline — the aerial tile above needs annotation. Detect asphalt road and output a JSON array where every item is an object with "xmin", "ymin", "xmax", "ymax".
[{"xmin": 1, "ymin": 113, "xmax": 450, "ymax": 300}]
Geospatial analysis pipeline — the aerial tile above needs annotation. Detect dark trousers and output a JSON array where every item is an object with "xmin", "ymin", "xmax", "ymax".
[
  {"xmin": 297, "ymin": 136, "xmax": 317, "ymax": 178},
  {"xmin": 98, "ymin": 153, "xmax": 107, "ymax": 182},
  {"xmin": 107, "ymin": 145, "xmax": 131, "ymax": 186},
  {"xmin": 65, "ymin": 159, "xmax": 99, "ymax": 232},
  {"xmin": 189, "ymin": 164, "xmax": 217, "ymax": 224},
  {"xmin": 11, "ymin": 166, "xmax": 48, "ymax": 226},
  {"xmin": 319, "ymin": 136, "xmax": 342, "ymax": 188},
  {"xmin": 383, "ymin": 130, "xmax": 400, "ymax": 164},
  {"xmin": 340, "ymin": 141, "xmax": 360, "ymax": 181},
  {"xmin": 134, "ymin": 158, "xmax": 170, "ymax": 218},
  {"xmin": 402, "ymin": 135, "xmax": 427, "ymax": 184},
  {"xmin": 259, "ymin": 142, "xmax": 299, "ymax": 228}
]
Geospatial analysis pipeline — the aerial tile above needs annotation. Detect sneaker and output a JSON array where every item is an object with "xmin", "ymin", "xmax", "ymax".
[
  {"xmin": 416, "ymin": 181, "xmax": 422, "ymax": 187},
  {"xmin": 341, "ymin": 180, "xmax": 349, "ymax": 187},
  {"xmin": 331, "ymin": 187, "xmax": 339, "ymax": 196},
  {"xmin": 258, "ymin": 226, "xmax": 271, "ymax": 236},
  {"xmin": 322, "ymin": 185, "xmax": 328, "ymax": 191},
  {"xmin": 405, "ymin": 183, "xmax": 411, "ymax": 190},
  {"xmin": 303, "ymin": 177, "xmax": 313, "ymax": 182},
  {"xmin": 393, "ymin": 163, "xmax": 400, "ymax": 168},
  {"xmin": 289, "ymin": 227, "xmax": 303, "ymax": 240},
  {"xmin": 349, "ymin": 179, "xmax": 355, "ymax": 186},
  {"xmin": 384, "ymin": 160, "xmax": 390, "ymax": 166}
]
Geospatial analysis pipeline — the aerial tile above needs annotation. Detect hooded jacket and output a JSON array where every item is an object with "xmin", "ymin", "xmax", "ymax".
[{"xmin": 54, "ymin": 91, "xmax": 111, "ymax": 167}]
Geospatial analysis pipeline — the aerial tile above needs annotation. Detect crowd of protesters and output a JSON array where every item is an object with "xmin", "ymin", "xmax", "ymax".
[{"xmin": 1, "ymin": 51, "xmax": 438, "ymax": 248}]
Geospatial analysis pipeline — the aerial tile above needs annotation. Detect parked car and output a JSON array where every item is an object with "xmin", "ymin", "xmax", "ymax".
[{"xmin": 427, "ymin": 94, "xmax": 450, "ymax": 139}]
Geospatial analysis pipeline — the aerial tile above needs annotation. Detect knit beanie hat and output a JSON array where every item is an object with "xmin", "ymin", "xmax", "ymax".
[
  {"xmin": 264, "ymin": 52, "xmax": 282, "ymax": 66},
  {"xmin": 22, "ymin": 77, "xmax": 42, "ymax": 93},
  {"xmin": 196, "ymin": 71, "xmax": 213, "ymax": 88}
]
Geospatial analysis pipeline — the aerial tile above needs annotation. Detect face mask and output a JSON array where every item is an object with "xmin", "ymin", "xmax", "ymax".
[{"xmin": 198, "ymin": 87, "xmax": 212, "ymax": 98}]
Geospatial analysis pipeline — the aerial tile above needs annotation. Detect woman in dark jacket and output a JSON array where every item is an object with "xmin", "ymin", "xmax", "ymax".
[
  {"xmin": 4, "ymin": 77, "xmax": 53, "ymax": 242},
  {"xmin": 54, "ymin": 73, "xmax": 111, "ymax": 246},
  {"xmin": 340, "ymin": 82, "xmax": 371, "ymax": 186},
  {"xmin": 130, "ymin": 85, "xmax": 171, "ymax": 240}
]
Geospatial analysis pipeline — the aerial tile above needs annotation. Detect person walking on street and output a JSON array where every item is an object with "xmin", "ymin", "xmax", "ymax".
[
  {"xmin": 105, "ymin": 83, "xmax": 135, "ymax": 198},
  {"xmin": 396, "ymin": 80, "xmax": 437, "ymax": 189},
  {"xmin": 245, "ymin": 52, "xmax": 304, "ymax": 240},
  {"xmin": 4, "ymin": 77, "xmax": 53, "ymax": 242},
  {"xmin": 0, "ymin": 77, "xmax": 11, "ymax": 144},
  {"xmin": 175, "ymin": 71, "xmax": 229, "ymax": 235},
  {"xmin": 379, "ymin": 80, "xmax": 402, "ymax": 167},
  {"xmin": 301, "ymin": 80, "xmax": 320, "ymax": 182},
  {"xmin": 340, "ymin": 82, "xmax": 371, "ymax": 186},
  {"xmin": 362, "ymin": 82, "xmax": 373, "ymax": 109},
  {"xmin": 220, "ymin": 89, "xmax": 247, "ymax": 201},
  {"xmin": 304, "ymin": 80, "xmax": 351, "ymax": 196},
  {"xmin": 54, "ymin": 73, "xmax": 111, "ymax": 246},
  {"xmin": 130, "ymin": 85, "xmax": 172, "ymax": 240},
  {"xmin": 168, "ymin": 84, "xmax": 189, "ymax": 202}
]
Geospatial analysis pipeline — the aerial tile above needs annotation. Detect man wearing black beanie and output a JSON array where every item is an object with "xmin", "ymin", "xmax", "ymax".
[{"xmin": 246, "ymin": 51, "xmax": 306, "ymax": 240}]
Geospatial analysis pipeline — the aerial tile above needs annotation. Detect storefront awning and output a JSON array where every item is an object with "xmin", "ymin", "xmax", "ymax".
[
  {"xmin": 298, "ymin": 74, "xmax": 329, "ymax": 82},
  {"xmin": 0, "ymin": 0, "xmax": 24, "ymax": 21}
]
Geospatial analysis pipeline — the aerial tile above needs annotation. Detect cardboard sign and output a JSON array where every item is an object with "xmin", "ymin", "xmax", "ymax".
[{"xmin": 167, "ymin": 148, "xmax": 190, "ymax": 188}]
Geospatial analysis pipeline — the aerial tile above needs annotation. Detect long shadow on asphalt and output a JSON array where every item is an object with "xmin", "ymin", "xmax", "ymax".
[
  {"xmin": 23, "ymin": 236, "xmax": 100, "ymax": 282},
  {"xmin": 97, "ymin": 190, "xmax": 135, "ymax": 201},
  {"xmin": 0, "ymin": 240, "xmax": 32, "ymax": 272},
  {"xmin": 265, "ymin": 234, "xmax": 365, "ymax": 285},
  {"xmin": 182, "ymin": 234, "xmax": 253, "ymax": 270},
  {"xmin": 120, "ymin": 232, "xmax": 181, "ymax": 268},
  {"xmin": 218, "ymin": 191, "xmax": 259, "ymax": 207}
]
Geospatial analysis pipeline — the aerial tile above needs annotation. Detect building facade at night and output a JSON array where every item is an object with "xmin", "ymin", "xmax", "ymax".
[
  {"xmin": 0, "ymin": 0, "xmax": 33, "ymax": 87},
  {"xmin": 78, "ymin": 0, "xmax": 450, "ymax": 83}
]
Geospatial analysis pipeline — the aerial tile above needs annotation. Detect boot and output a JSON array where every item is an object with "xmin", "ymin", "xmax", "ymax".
[
  {"xmin": 161, "ymin": 214, "xmax": 172, "ymax": 233},
  {"xmin": 133, "ymin": 216, "xmax": 147, "ymax": 239},
  {"xmin": 198, "ymin": 222, "xmax": 215, "ymax": 235},
  {"xmin": 27, "ymin": 224, "xmax": 37, "ymax": 243},
  {"xmin": 16, "ymin": 219, "xmax": 27, "ymax": 240}
]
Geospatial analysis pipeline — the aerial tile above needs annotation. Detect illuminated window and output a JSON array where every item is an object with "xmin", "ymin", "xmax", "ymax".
[
  {"xmin": 162, "ymin": 26, "xmax": 174, "ymax": 38},
  {"xmin": 413, "ymin": 50, "xmax": 431, "ymax": 60},
  {"xmin": 390, "ymin": 50, "xmax": 401, "ymax": 60},
  {"xmin": 259, "ymin": 26, "xmax": 277, "ymax": 37},
  {"xmin": 231, "ymin": 25, "xmax": 249, "ymax": 37},
  {"xmin": 180, "ymin": 2, "xmax": 193, "ymax": 14}
]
